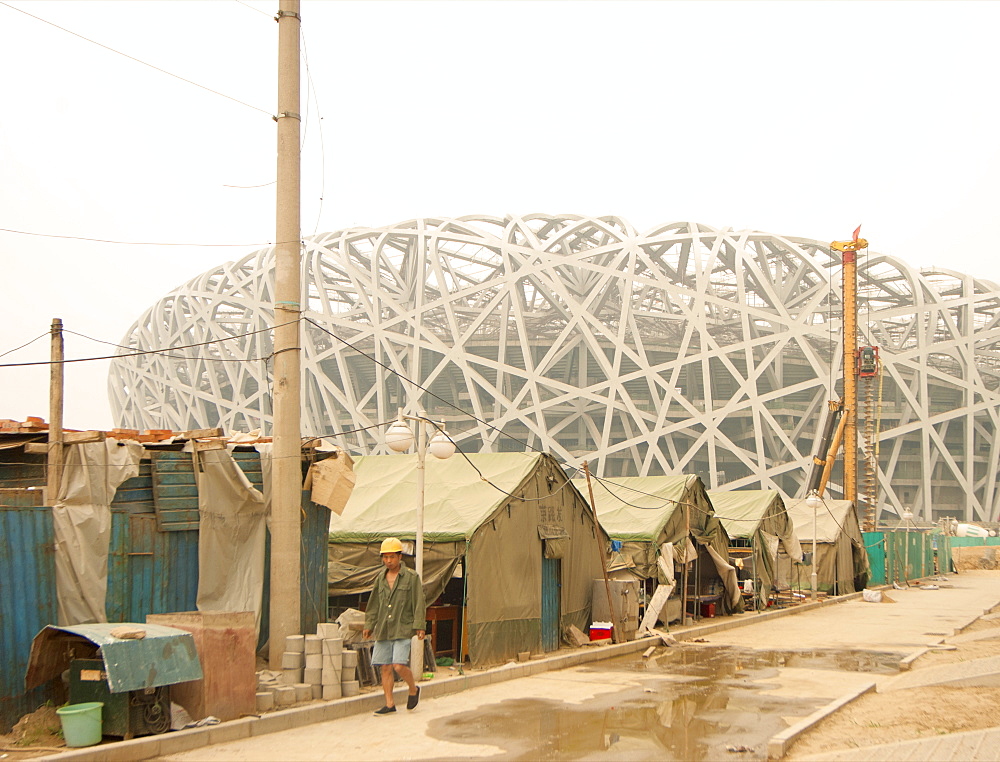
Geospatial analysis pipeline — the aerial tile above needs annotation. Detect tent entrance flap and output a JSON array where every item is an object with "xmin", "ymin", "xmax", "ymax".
[{"xmin": 541, "ymin": 557, "xmax": 560, "ymax": 651}]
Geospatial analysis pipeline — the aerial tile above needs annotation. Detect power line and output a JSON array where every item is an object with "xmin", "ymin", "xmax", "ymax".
[
  {"xmin": 0, "ymin": 332, "xmax": 48, "ymax": 359},
  {"xmin": 0, "ymin": 226, "xmax": 275, "ymax": 248},
  {"xmin": 222, "ymin": 181, "xmax": 277, "ymax": 190},
  {"xmin": 233, "ymin": 0, "xmax": 273, "ymax": 18},
  {"xmin": 0, "ymin": 1, "xmax": 274, "ymax": 118},
  {"xmin": 62, "ymin": 326, "xmax": 272, "ymax": 364},
  {"xmin": 0, "ymin": 321, "xmax": 296, "ymax": 368},
  {"xmin": 300, "ymin": 23, "xmax": 326, "ymax": 237},
  {"xmin": 303, "ymin": 317, "xmax": 546, "ymax": 456},
  {"xmin": 7, "ymin": 315, "xmax": 854, "ymax": 522}
]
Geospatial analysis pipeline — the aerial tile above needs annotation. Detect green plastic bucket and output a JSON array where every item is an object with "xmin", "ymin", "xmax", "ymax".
[{"xmin": 56, "ymin": 701, "xmax": 103, "ymax": 747}]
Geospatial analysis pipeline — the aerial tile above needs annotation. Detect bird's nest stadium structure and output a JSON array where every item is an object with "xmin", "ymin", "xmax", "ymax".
[{"xmin": 110, "ymin": 215, "xmax": 1000, "ymax": 524}]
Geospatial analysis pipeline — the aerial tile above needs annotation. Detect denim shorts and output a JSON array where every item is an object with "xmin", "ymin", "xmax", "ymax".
[{"xmin": 372, "ymin": 637, "xmax": 411, "ymax": 666}]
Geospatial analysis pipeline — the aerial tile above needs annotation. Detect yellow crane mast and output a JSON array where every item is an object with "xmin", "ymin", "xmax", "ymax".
[{"xmin": 830, "ymin": 227, "xmax": 868, "ymax": 520}]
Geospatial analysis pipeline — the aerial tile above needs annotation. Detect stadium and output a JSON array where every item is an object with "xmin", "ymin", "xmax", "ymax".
[{"xmin": 109, "ymin": 215, "xmax": 1000, "ymax": 524}]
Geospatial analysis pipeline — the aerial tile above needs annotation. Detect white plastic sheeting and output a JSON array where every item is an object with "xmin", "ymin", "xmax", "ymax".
[
  {"xmin": 53, "ymin": 440, "xmax": 142, "ymax": 625},
  {"xmin": 194, "ymin": 448, "xmax": 267, "ymax": 635}
]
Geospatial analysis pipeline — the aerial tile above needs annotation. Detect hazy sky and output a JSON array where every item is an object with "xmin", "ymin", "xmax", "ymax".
[{"xmin": 2, "ymin": 0, "xmax": 998, "ymax": 431}]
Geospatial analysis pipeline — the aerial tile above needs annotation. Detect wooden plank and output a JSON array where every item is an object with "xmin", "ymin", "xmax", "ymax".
[
  {"xmin": 192, "ymin": 440, "xmax": 226, "ymax": 452},
  {"xmin": 155, "ymin": 497, "xmax": 200, "ymax": 511},
  {"xmin": 153, "ymin": 476, "xmax": 197, "ymax": 490},
  {"xmin": 150, "ymin": 456, "xmax": 196, "ymax": 473},
  {"xmin": 159, "ymin": 521, "xmax": 199, "ymax": 532},
  {"xmin": 24, "ymin": 432, "xmax": 106, "ymax": 451},
  {"xmin": 152, "ymin": 508, "xmax": 200, "ymax": 523},
  {"xmin": 178, "ymin": 427, "xmax": 224, "ymax": 440},
  {"xmin": 63, "ymin": 431, "xmax": 106, "ymax": 444}
]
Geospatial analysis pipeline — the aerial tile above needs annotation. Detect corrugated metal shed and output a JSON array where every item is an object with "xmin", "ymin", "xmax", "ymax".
[
  {"xmin": 26, "ymin": 623, "xmax": 203, "ymax": 694},
  {"xmin": 0, "ymin": 447, "xmax": 330, "ymax": 732},
  {"xmin": 0, "ymin": 505, "xmax": 57, "ymax": 731},
  {"xmin": 107, "ymin": 461, "xmax": 199, "ymax": 622}
]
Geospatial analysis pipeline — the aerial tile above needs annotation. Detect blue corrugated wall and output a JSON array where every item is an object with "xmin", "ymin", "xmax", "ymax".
[
  {"xmin": 0, "ymin": 505, "xmax": 57, "ymax": 733},
  {"xmin": 258, "ymin": 491, "xmax": 331, "ymax": 651},
  {"xmin": 0, "ymin": 451, "xmax": 328, "ymax": 733}
]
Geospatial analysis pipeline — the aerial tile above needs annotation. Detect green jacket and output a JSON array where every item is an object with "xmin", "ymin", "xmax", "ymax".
[{"xmin": 365, "ymin": 564, "xmax": 427, "ymax": 641}]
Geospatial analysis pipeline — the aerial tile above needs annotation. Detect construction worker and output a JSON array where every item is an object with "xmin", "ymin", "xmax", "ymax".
[{"xmin": 363, "ymin": 537, "xmax": 426, "ymax": 715}]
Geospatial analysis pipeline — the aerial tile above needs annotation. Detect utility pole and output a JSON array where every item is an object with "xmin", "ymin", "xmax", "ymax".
[
  {"xmin": 47, "ymin": 318, "xmax": 64, "ymax": 503},
  {"xmin": 269, "ymin": 0, "xmax": 302, "ymax": 669}
]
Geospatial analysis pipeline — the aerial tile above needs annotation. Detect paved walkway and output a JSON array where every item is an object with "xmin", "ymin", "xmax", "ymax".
[{"xmin": 39, "ymin": 571, "xmax": 1000, "ymax": 762}]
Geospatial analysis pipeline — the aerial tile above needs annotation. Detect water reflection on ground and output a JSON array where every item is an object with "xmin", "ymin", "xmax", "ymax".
[{"xmin": 426, "ymin": 645, "xmax": 901, "ymax": 761}]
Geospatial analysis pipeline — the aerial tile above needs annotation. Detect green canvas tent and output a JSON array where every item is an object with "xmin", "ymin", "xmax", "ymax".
[
  {"xmin": 328, "ymin": 452, "xmax": 607, "ymax": 666},
  {"xmin": 777, "ymin": 498, "xmax": 869, "ymax": 595},
  {"xmin": 708, "ymin": 490, "xmax": 802, "ymax": 609},
  {"xmin": 573, "ymin": 475, "xmax": 743, "ymax": 616}
]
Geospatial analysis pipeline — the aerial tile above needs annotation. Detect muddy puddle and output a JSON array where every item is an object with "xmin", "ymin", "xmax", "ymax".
[{"xmin": 426, "ymin": 645, "xmax": 901, "ymax": 761}]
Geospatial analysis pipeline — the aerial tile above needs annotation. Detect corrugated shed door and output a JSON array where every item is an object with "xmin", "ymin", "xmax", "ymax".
[{"xmin": 541, "ymin": 556, "xmax": 560, "ymax": 652}]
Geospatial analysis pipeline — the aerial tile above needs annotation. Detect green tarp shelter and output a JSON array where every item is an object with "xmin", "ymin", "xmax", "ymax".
[
  {"xmin": 328, "ymin": 453, "xmax": 607, "ymax": 667},
  {"xmin": 708, "ymin": 490, "xmax": 802, "ymax": 609},
  {"xmin": 778, "ymin": 498, "xmax": 870, "ymax": 595},
  {"xmin": 573, "ymin": 475, "xmax": 743, "ymax": 615}
]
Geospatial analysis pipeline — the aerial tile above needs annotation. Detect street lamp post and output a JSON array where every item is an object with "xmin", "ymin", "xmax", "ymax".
[
  {"xmin": 384, "ymin": 410, "xmax": 456, "ymax": 678},
  {"xmin": 384, "ymin": 411, "xmax": 456, "ymax": 578},
  {"xmin": 805, "ymin": 491, "xmax": 821, "ymax": 601}
]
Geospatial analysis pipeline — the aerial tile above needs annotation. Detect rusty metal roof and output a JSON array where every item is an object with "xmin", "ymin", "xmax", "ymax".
[{"xmin": 25, "ymin": 623, "xmax": 203, "ymax": 693}]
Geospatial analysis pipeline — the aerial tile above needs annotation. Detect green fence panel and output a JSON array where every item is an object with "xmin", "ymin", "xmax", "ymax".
[
  {"xmin": 864, "ymin": 532, "xmax": 886, "ymax": 585},
  {"xmin": 948, "ymin": 537, "xmax": 1000, "ymax": 547}
]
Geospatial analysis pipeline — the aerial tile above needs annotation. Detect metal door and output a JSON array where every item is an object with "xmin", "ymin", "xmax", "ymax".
[{"xmin": 541, "ymin": 556, "xmax": 561, "ymax": 652}]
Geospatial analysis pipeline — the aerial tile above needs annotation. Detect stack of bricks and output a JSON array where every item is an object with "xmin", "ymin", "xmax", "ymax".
[
  {"xmin": 303, "ymin": 635, "xmax": 324, "ymax": 699},
  {"xmin": 112, "ymin": 428, "xmax": 175, "ymax": 443},
  {"xmin": 281, "ymin": 635, "xmax": 309, "ymax": 704},
  {"xmin": 317, "ymin": 623, "xmax": 347, "ymax": 699},
  {"xmin": 1, "ymin": 416, "xmax": 54, "ymax": 432},
  {"xmin": 253, "ymin": 626, "xmax": 356, "ymax": 711}
]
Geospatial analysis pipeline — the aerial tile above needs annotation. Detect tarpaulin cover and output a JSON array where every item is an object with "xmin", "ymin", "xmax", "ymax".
[
  {"xmin": 194, "ymin": 448, "xmax": 267, "ymax": 634},
  {"xmin": 574, "ymin": 475, "xmax": 743, "ymax": 614},
  {"xmin": 25, "ymin": 622, "xmax": 203, "ymax": 694},
  {"xmin": 709, "ymin": 489, "xmax": 803, "ymax": 607},
  {"xmin": 329, "ymin": 453, "xmax": 607, "ymax": 666},
  {"xmin": 778, "ymin": 498, "xmax": 870, "ymax": 594},
  {"xmin": 53, "ymin": 440, "xmax": 142, "ymax": 625},
  {"xmin": 329, "ymin": 453, "xmax": 539, "ymax": 542}
]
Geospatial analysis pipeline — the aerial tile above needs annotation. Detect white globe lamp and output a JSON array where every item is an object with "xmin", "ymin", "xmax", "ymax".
[{"xmin": 385, "ymin": 420, "xmax": 415, "ymax": 453}]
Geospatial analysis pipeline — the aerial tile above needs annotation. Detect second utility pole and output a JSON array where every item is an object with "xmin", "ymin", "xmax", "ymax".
[{"xmin": 269, "ymin": 0, "xmax": 302, "ymax": 669}]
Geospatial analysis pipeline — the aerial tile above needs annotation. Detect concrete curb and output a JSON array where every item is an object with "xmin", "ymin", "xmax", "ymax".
[
  {"xmin": 32, "ymin": 585, "xmax": 930, "ymax": 761},
  {"xmin": 766, "ymin": 680, "xmax": 877, "ymax": 760},
  {"xmin": 898, "ymin": 647, "xmax": 930, "ymax": 670},
  {"xmin": 669, "ymin": 589, "xmax": 866, "ymax": 642},
  {"xmin": 36, "ymin": 636, "xmax": 661, "ymax": 761}
]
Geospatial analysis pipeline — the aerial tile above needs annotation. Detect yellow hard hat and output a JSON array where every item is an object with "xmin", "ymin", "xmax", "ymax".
[{"xmin": 379, "ymin": 537, "xmax": 403, "ymax": 554}]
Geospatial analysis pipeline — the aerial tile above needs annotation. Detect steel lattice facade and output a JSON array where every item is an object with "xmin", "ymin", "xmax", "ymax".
[{"xmin": 109, "ymin": 215, "xmax": 1000, "ymax": 523}]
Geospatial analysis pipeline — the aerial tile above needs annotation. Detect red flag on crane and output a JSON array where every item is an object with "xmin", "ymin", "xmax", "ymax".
[{"xmin": 852, "ymin": 225, "xmax": 862, "ymax": 242}]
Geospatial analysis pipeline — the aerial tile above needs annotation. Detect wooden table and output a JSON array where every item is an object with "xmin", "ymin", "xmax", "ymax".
[{"xmin": 425, "ymin": 605, "xmax": 460, "ymax": 659}]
